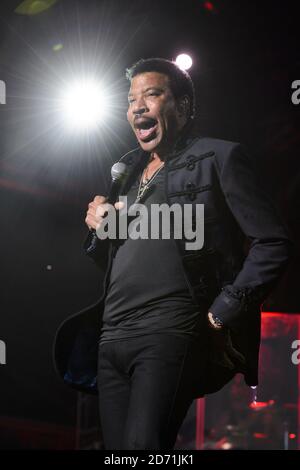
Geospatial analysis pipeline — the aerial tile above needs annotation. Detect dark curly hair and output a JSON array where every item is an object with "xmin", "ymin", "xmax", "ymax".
[{"xmin": 126, "ymin": 58, "xmax": 195, "ymax": 121}]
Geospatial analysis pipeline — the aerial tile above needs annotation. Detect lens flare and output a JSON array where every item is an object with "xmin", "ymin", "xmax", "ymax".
[
  {"xmin": 175, "ymin": 54, "xmax": 193, "ymax": 71},
  {"xmin": 60, "ymin": 79, "xmax": 108, "ymax": 131}
]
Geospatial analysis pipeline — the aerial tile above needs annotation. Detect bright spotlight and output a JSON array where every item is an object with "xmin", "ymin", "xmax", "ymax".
[
  {"xmin": 175, "ymin": 54, "xmax": 193, "ymax": 71},
  {"xmin": 60, "ymin": 79, "xmax": 108, "ymax": 131}
]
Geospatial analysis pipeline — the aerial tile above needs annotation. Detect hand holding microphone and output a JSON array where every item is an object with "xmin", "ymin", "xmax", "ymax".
[
  {"xmin": 85, "ymin": 195, "xmax": 123, "ymax": 232},
  {"xmin": 85, "ymin": 162, "xmax": 128, "ymax": 252}
]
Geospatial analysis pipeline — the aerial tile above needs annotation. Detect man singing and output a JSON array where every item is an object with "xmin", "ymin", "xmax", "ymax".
[{"xmin": 54, "ymin": 58, "xmax": 292, "ymax": 450}]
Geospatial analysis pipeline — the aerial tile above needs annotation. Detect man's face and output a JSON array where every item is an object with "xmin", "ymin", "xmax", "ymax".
[{"xmin": 127, "ymin": 71, "xmax": 187, "ymax": 154}]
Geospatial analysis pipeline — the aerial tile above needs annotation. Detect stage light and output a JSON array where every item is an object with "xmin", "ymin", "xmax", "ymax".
[
  {"xmin": 15, "ymin": 0, "xmax": 59, "ymax": 16},
  {"xmin": 60, "ymin": 79, "xmax": 108, "ymax": 131},
  {"xmin": 52, "ymin": 44, "xmax": 63, "ymax": 52},
  {"xmin": 175, "ymin": 54, "xmax": 193, "ymax": 71},
  {"xmin": 203, "ymin": 1, "xmax": 214, "ymax": 12}
]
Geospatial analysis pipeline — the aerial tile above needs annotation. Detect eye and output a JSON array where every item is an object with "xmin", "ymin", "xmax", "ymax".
[{"xmin": 128, "ymin": 98, "xmax": 135, "ymax": 104}]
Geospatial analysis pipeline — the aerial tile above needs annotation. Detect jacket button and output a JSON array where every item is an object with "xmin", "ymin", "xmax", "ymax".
[
  {"xmin": 186, "ymin": 156, "xmax": 196, "ymax": 171},
  {"xmin": 186, "ymin": 181, "xmax": 196, "ymax": 200}
]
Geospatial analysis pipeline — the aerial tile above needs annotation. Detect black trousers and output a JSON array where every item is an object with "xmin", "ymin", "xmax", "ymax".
[{"xmin": 97, "ymin": 332, "xmax": 207, "ymax": 450}]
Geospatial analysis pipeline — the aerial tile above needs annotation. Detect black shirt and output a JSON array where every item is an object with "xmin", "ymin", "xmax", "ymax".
[{"xmin": 100, "ymin": 167, "xmax": 203, "ymax": 343}]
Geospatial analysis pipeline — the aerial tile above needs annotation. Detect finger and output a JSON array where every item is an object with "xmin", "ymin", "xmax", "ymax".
[
  {"xmin": 85, "ymin": 216, "xmax": 98, "ymax": 230},
  {"xmin": 96, "ymin": 203, "xmax": 113, "ymax": 218},
  {"xmin": 93, "ymin": 195, "xmax": 107, "ymax": 204},
  {"xmin": 114, "ymin": 201, "xmax": 125, "ymax": 210},
  {"xmin": 89, "ymin": 199, "xmax": 106, "ymax": 210},
  {"xmin": 86, "ymin": 212, "xmax": 98, "ymax": 223},
  {"xmin": 86, "ymin": 208, "xmax": 98, "ymax": 218}
]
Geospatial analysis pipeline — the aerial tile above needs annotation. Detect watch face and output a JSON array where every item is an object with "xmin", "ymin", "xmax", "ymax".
[{"xmin": 212, "ymin": 315, "xmax": 223, "ymax": 327}]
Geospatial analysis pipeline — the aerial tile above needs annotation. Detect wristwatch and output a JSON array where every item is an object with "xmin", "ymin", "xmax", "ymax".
[
  {"xmin": 208, "ymin": 312, "xmax": 224, "ymax": 329},
  {"xmin": 212, "ymin": 314, "xmax": 224, "ymax": 327}
]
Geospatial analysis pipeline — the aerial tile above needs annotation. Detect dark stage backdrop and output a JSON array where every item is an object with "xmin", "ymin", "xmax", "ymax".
[{"xmin": 0, "ymin": 0, "xmax": 299, "ymax": 449}]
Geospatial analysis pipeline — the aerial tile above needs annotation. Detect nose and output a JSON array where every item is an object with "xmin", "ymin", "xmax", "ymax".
[
  {"xmin": 133, "ymin": 106, "xmax": 147, "ymax": 116},
  {"xmin": 132, "ymin": 97, "xmax": 149, "ymax": 116}
]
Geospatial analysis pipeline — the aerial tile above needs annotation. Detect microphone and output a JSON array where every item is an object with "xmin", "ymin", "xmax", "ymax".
[
  {"xmin": 86, "ymin": 161, "xmax": 128, "ymax": 253},
  {"xmin": 106, "ymin": 162, "xmax": 128, "ymax": 204}
]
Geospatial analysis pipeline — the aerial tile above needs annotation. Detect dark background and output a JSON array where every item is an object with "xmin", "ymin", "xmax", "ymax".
[{"xmin": 0, "ymin": 0, "xmax": 299, "ymax": 448}]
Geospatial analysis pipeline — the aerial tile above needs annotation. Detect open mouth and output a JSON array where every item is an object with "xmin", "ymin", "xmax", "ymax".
[{"xmin": 134, "ymin": 117, "xmax": 158, "ymax": 142}]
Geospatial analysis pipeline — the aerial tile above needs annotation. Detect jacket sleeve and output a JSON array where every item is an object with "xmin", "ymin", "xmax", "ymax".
[
  {"xmin": 83, "ymin": 230, "xmax": 111, "ymax": 274},
  {"xmin": 209, "ymin": 143, "xmax": 294, "ymax": 325}
]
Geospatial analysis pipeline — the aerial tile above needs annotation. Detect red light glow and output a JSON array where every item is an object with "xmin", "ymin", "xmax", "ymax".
[{"xmin": 204, "ymin": 2, "xmax": 214, "ymax": 12}]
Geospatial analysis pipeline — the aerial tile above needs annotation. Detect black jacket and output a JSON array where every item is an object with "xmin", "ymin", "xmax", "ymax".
[{"xmin": 53, "ymin": 135, "xmax": 293, "ymax": 396}]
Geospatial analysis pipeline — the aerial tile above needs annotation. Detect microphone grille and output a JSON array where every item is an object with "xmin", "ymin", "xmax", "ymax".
[{"xmin": 111, "ymin": 162, "xmax": 127, "ymax": 181}]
